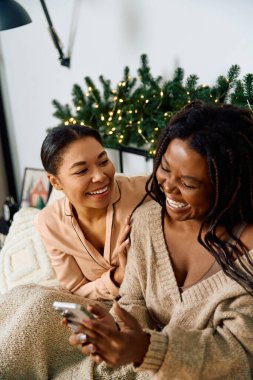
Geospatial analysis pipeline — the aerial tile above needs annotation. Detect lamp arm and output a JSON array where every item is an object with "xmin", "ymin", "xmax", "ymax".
[{"xmin": 39, "ymin": 0, "xmax": 70, "ymax": 68}]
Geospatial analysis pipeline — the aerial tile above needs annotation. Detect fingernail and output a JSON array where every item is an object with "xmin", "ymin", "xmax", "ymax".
[
  {"xmin": 125, "ymin": 238, "xmax": 130, "ymax": 245},
  {"xmin": 78, "ymin": 334, "xmax": 87, "ymax": 343}
]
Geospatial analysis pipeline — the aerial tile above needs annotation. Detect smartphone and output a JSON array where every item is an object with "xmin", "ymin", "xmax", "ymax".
[{"xmin": 52, "ymin": 301, "xmax": 94, "ymax": 331}]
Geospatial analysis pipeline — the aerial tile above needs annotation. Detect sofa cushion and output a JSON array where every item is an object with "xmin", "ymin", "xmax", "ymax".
[{"xmin": 0, "ymin": 207, "xmax": 59, "ymax": 293}]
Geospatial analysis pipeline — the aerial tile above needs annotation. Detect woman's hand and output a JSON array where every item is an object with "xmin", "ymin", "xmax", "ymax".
[
  {"xmin": 111, "ymin": 216, "xmax": 131, "ymax": 287},
  {"xmin": 67, "ymin": 304, "xmax": 118, "ymax": 349},
  {"xmin": 78, "ymin": 302, "xmax": 150, "ymax": 367}
]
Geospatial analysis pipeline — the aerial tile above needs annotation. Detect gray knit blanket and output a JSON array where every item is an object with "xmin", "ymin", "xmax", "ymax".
[{"xmin": 0, "ymin": 284, "xmax": 151, "ymax": 380}]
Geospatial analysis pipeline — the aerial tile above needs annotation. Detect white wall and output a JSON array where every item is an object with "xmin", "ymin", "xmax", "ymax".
[{"xmin": 0, "ymin": 0, "xmax": 253, "ymax": 196}]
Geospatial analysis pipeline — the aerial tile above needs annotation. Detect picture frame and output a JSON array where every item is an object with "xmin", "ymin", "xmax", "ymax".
[{"xmin": 20, "ymin": 167, "xmax": 51, "ymax": 209}]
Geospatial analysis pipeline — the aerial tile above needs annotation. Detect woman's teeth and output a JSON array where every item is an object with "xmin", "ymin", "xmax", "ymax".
[
  {"xmin": 88, "ymin": 186, "xmax": 108, "ymax": 195},
  {"xmin": 167, "ymin": 198, "xmax": 189, "ymax": 209}
]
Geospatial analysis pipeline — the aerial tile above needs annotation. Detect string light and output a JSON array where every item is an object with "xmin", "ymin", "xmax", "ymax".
[{"xmin": 76, "ymin": 106, "xmax": 81, "ymax": 111}]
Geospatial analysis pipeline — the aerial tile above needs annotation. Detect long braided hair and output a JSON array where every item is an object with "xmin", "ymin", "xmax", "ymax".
[{"xmin": 146, "ymin": 101, "xmax": 253, "ymax": 292}]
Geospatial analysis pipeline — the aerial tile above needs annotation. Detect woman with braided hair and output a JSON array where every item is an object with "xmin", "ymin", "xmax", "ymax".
[{"xmin": 68, "ymin": 101, "xmax": 253, "ymax": 379}]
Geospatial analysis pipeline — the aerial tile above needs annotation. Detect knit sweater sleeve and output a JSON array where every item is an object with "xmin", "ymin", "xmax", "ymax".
[{"xmin": 139, "ymin": 293, "xmax": 253, "ymax": 379}]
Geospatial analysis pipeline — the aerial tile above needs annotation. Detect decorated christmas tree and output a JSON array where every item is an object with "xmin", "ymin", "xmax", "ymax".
[{"xmin": 52, "ymin": 54, "xmax": 253, "ymax": 157}]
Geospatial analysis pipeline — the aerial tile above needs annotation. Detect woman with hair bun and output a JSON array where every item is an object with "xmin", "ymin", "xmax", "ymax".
[{"xmin": 35, "ymin": 124, "xmax": 148, "ymax": 300}]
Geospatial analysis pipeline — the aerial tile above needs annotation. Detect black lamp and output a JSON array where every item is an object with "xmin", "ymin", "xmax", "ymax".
[
  {"xmin": 0, "ymin": 0, "xmax": 70, "ymax": 67},
  {"xmin": 0, "ymin": 0, "xmax": 32, "ymax": 31}
]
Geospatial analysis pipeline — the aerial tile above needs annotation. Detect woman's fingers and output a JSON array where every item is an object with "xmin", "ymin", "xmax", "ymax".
[
  {"xmin": 117, "ymin": 216, "xmax": 131, "ymax": 245},
  {"xmin": 86, "ymin": 303, "xmax": 108, "ymax": 319},
  {"xmin": 113, "ymin": 302, "xmax": 140, "ymax": 330}
]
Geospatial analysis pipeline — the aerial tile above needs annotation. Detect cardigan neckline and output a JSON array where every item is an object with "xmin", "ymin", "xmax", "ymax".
[{"xmin": 147, "ymin": 200, "xmax": 252, "ymax": 306}]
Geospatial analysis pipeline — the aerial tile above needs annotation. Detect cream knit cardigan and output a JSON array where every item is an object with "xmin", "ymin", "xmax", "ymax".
[{"xmin": 118, "ymin": 201, "xmax": 253, "ymax": 380}]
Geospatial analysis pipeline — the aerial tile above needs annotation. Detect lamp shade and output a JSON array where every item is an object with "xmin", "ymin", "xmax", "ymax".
[{"xmin": 0, "ymin": 0, "xmax": 32, "ymax": 31}]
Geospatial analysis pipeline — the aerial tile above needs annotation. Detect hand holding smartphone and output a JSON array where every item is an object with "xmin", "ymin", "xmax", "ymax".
[{"xmin": 52, "ymin": 301, "xmax": 94, "ymax": 332}]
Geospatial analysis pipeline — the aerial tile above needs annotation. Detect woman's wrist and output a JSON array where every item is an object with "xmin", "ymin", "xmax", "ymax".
[{"xmin": 134, "ymin": 331, "xmax": 151, "ymax": 366}]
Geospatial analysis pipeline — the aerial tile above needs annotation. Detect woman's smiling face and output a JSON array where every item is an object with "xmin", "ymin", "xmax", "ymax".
[
  {"xmin": 156, "ymin": 138, "xmax": 214, "ymax": 222},
  {"xmin": 49, "ymin": 136, "xmax": 115, "ymax": 211}
]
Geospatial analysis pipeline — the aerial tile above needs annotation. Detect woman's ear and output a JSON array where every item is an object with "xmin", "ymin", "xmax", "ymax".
[{"xmin": 47, "ymin": 174, "xmax": 63, "ymax": 191}]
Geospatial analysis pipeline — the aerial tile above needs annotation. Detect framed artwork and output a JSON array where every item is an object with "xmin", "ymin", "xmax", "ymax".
[{"xmin": 20, "ymin": 168, "xmax": 51, "ymax": 209}]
